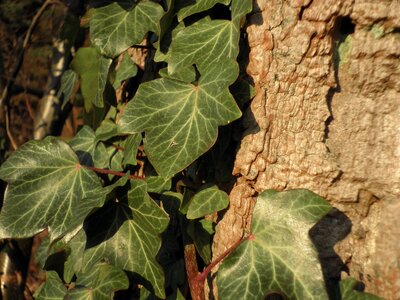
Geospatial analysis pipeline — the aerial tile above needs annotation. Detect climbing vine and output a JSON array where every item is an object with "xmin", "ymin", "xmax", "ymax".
[{"xmin": 0, "ymin": 0, "xmax": 381, "ymax": 299}]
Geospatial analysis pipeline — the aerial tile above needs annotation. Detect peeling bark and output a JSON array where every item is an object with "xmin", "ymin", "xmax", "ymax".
[{"xmin": 211, "ymin": 0, "xmax": 400, "ymax": 298}]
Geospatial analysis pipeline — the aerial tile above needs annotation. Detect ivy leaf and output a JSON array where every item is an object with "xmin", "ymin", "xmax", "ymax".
[
  {"xmin": 35, "ymin": 271, "xmax": 67, "ymax": 300},
  {"xmin": 67, "ymin": 263, "xmax": 129, "ymax": 300},
  {"xmin": 159, "ymin": 65, "xmax": 196, "ymax": 83},
  {"xmin": 119, "ymin": 59, "xmax": 241, "ymax": 178},
  {"xmin": 217, "ymin": 189, "xmax": 332, "ymax": 299},
  {"xmin": 69, "ymin": 125, "xmax": 108, "ymax": 168},
  {"xmin": 122, "ymin": 133, "xmax": 142, "ymax": 166},
  {"xmin": 186, "ymin": 185, "xmax": 229, "ymax": 219},
  {"xmin": 81, "ymin": 180, "xmax": 169, "ymax": 298},
  {"xmin": 187, "ymin": 219, "xmax": 214, "ymax": 263},
  {"xmin": 0, "ymin": 137, "xmax": 101, "ymax": 241},
  {"xmin": 57, "ymin": 69, "xmax": 78, "ymax": 109},
  {"xmin": 90, "ymin": 0, "xmax": 164, "ymax": 58},
  {"xmin": 176, "ymin": 0, "xmax": 231, "ymax": 22},
  {"xmin": 113, "ymin": 53, "xmax": 138, "ymax": 89},
  {"xmin": 340, "ymin": 278, "xmax": 382, "ymax": 299},
  {"xmin": 71, "ymin": 47, "xmax": 112, "ymax": 108}
]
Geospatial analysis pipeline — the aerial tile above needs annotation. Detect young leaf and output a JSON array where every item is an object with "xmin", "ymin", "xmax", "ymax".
[
  {"xmin": 217, "ymin": 189, "xmax": 332, "ymax": 299},
  {"xmin": 340, "ymin": 278, "xmax": 382, "ymax": 299},
  {"xmin": 187, "ymin": 219, "xmax": 214, "ymax": 263},
  {"xmin": 67, "ymin": 263, "xmax": 129, "ymax": 300},
  {"xmin": 57, "ymin": 69, "xmax": 78, "ymax": 109},
  {"xmin": 35, "ymin": 271, "xmax": 67, "ymax": 300},
  {"xmin": 81, "ymin": 180, "xmax": 169, "ymax": 298},
  {"xmin": 122, "ymin": 133, "xmax": 142, "ymax": 166},
  {"xmin": 0, "ymin": 137, "xmax": 101, "ymax": 241},
  {"xmin": 113, "ymin": 53, "xmax": 138, "ymax": 89},
  {"xmin": 69, "ymin": 125, "xmax": 109, "ymax": 168},
  {"xmin": 176, "ymin": 0, "xmax": 231, "ymax": 22},
  {"xmin": 71, "ymin": 47, "xmax": 112, "ymax": 108},
  {"xmin": 186, "ymin": 185, "xmax": 229, "ymax": 219},
  {"xmin": 119, "ymin": 60, "xmax": 241, "ymax": 178},
  {"xmin": 90, "ymin": 0, "xmax": 164, "ymax": 58}
]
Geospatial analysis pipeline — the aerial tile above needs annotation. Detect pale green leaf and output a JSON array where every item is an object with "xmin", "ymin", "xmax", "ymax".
[
  {"xmin": 122, "ymin": 133, "xmax": 142, "ymax": 166},
  {"xmin": 217, "ymin": 189, "xmax": 332, "ymax": 300},
  {"xmin": 0, "ymin": 137, "xmax": 101, "ymax": 241},
  {"xmin": 81, "ymin": 180, "xmax": 169, "ymax": 298},
  {"xmin": 159, "ymin": 65, "xmax": 196, "ymax": 83},
  {"xmin": 177, "ymin": 0, "xmax": 231, "ymax": 21},
  {"xmin": 35, "ymin": 271, "xmax": 67, "ymax": 300},
  {"xmin": 69, "ymin": 125, "xmax": 108, "ymax": 168},
  {"xmin": 95, "ymin": 119, "xmax": 122, "ymax": 142},
  {"xmin": 119, "ymin": 59, "xmax": 241, "ymax": 178},
  {"xmin": 230, "ymin": 0, "xmax": 252, "ymax": 22},
  {"xmin": 186, "ymin": 185, "xmax": 229, "ymax": 219},
  {"xmin": 146, "ymin": 175, "xmax": 172, "ymax": 193},
  {"xmin": 113, "ymin": 53, "xmax": 137, "ymax": 89},
  {"xmin": 71, "ymin": 47, "xmax": 112, "ymax": 108},
  {"xmin": 340, "ymin": 278, "xmax": 382, "ymax": 299},
  {"xmin": 64, "ymin": 229, "xmax": 86, "ymax": 283},
  {"xmin": 57, "ymin": 69, "xmax": 78, "ymax": 109},
  {"xmin": 67, "ymin": 263, "xmax": 129, "ymax": 300},
  {"xmin": 90, "ymin": 0, "xmax": 164, "ymax": 58}
]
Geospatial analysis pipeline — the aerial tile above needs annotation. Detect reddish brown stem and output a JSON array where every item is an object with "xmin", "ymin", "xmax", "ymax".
[
  {"xmin": 184, "ymin": 244, "xmax": 204, "ymax": 300},
  {"xmin": 81, "ymin": 165, "xmax": 145, "ymax": 180},
  {"xmin": 195, "ymin": 234, "xmax": 252, "ymax": 284}
]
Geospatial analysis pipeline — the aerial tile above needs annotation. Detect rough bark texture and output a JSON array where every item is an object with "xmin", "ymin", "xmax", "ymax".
[{"xmin": 212, "ymin": 0, "xmax": 400, "ymax": 299}]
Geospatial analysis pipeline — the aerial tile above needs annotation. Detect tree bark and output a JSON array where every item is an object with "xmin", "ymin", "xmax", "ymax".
[{"xmin": 211, "ymin": 0, "xmax": 400, "ymax": 299}]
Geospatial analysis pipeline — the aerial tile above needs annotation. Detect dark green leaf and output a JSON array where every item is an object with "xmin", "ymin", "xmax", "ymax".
[
  {"xmin": 159, "ymin": 65, "xmax": 196, "ymax": 83},
  {"xmin": 113, "ymin": 53, "xmax": 138, "ymax": 89},
  {"xmin": 0, "ymin": 137, "xmax": 101, "ymax": 241},
  {"xmin": 81, "ymin": 180, "xmax": 169, "ymax": 298},
  {"xmin": 176, "ymin": 0, "xmax": 230, "ymax": 21},
  {"xmin": 71, "ymin": 47, "xmax": 112, "ymax": 108},
  {"xmin": 340, "ymin": 278, "xmax": 382, "ymax": 299},
  {"xmin": 119, "ymin": 59, "xmax": 241, "ymax": 178},
  {"xmin": 35, "ymin": 271, "xmax": 67, "ymax": 300},
  {"xmin": 58, "ymin": 69, "xmax": 78, "ymax": 109},
  {"xmin": 69, "ymin": 125, "xmax": 108, "ymax": 168},
  {"xmin": 186, "ymin": 185, "xmax": 229, "ymax": 219},
  {"xmin": 90, "ymin": 0, "xmax": 164, "ymax": 58},
  {"xmin": 67, "ymin": 263, "xmax": 129, "ymax": 300},
  {"xmin": 217, "ymin": 189, "xmax": 332, "ymax": 299},
  {"xmin": 187, "ymin": 219, "xmax": 214, "ymax": 263}
]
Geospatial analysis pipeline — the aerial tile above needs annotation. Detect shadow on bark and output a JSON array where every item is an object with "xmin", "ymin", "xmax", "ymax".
[{"xmin": 310, "ymin": 208, "xmax": 352, "ymax": 300}]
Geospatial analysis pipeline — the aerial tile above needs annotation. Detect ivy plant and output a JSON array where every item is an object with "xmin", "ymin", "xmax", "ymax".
[{"xmin": 0, "ymin": 0, "xmax": 381, "ymax": 299}]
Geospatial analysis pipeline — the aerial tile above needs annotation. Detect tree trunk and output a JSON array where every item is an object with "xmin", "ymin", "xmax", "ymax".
[{"xmin": 211, "ymin": 0, "xmax": 400, "ymax": 299}]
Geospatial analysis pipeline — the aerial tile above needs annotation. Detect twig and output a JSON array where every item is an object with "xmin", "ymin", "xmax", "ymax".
[
  {"xmin": 5, "ymin": 105, "xmax": 18, "ymax": 150},
  {"xmin": 81, "ymin": 165, "xmax": 145, "ymax": 181}
]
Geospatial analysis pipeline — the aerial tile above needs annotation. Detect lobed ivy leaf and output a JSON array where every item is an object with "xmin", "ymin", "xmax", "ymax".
[
  {"xmin": 35, "ymin": 271, "xmax": 67, "ymax": 300},
  {"xmin": 0, "ymin": 137, "xmax": 102, "ymax": 241},
  {"xmin": 340, "ymin": 278, "xmax": 382, "ymax": 299},
  {"xmin": 58, "ymin": 69, "xmax": 78, "ymax": 109},
  {"xmin": 71, "ymin": 47, "xmax": 112, "ymax": 108},
  {"xmin": 119, "ymin": 60, "xmax": 241, "ymax": 178},
  {"xmin": 217, "ymin": 189, "xmax": 332, "ymax": 299},
  {"xmin": 81, "ymin": 180, "xmax": 169, "ymax": 298},
  {"xmin": 113, "ymin": 53, "xmax": 138, "ymax": 89},
  {"xmin": 67, "ymin": 263, "xmax": 129, "ymax": 300},
  {"xmin": 168, "ymin": 0, "xmax": 252, "ymax": 73},
  {"xmin": 176, "ymin": 0, "xmax": 231, "ymax": 22},
  {"xmin": 186, "ymin": 185, "xmax": 229, "ymax": 219},
  {"xmin": 90, "ymin": 0, "xmax": 164, "ymax": 58}
]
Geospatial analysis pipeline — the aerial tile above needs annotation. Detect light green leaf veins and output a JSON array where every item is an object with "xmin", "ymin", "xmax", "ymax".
[
  {"xmin": 217, "ymin": 189, "xmax": 332, "ymax": 300},
  {"xmin": 0, "ymin": 137, "xmax": 101, "ymax": 241},
  {"xmin": 81, "ymin": 180, "xmax": 169, "ymax": 298},
  {"xmin": 119, "ymin": 60, "xmax": 241, "ymax": 178},
  {"xmin": 90, "ymin": 0, "xmax": 164, "ymax": 58}
]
